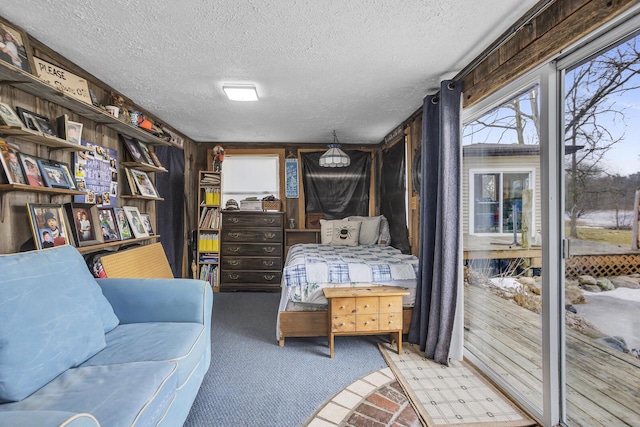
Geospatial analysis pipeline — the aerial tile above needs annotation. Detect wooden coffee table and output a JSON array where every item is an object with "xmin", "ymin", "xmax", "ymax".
[{"xmin": 323, "ymin": 286, "xmax": 409, "ymax": 358}]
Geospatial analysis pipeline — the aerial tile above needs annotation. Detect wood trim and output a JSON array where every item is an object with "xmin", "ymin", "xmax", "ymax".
[{"xmin": 462, "ymin": 0, "xmax": 639, "ymax": 108}]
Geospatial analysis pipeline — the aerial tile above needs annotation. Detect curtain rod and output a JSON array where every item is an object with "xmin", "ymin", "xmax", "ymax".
[{"xmin": 454, "ymin": 0, "xmax": 556, "ymax": 82}]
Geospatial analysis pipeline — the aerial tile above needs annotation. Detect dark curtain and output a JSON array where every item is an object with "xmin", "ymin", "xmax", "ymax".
[
  {"xmin": 154, "ymin": 145, "xmax": 185, "ymax": 278},
  {"xmin": 379, "ymin": 138, "xmax": 410, "ymax": 253},
  {"xmin": 408, "ymin": 80, "xmax": 461, "ymax": 365},
  {"xmin": 301, "ymin": 150, "xmax": 370, "ymax": 219}
]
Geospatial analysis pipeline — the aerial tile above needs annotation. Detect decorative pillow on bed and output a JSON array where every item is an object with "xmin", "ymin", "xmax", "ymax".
[
  {"xmin": 320, "ymin": 219, "xmax": 335, "ymax": 244},
  {"xmin": 378, "ymin": 215, "xmax": 391, "ymax": 245},
  {"xmin": 330, "ymin": 220, "xmax": 361, "ymax": 246},
  {"xmin": 346, "ymin": 215, "xmax": 382, "ymax": 245}
]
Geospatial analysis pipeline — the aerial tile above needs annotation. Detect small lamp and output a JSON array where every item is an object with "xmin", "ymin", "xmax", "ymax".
[{"xmin": 319, "ymin": 131, "xmax": 350, "ymax": 167}]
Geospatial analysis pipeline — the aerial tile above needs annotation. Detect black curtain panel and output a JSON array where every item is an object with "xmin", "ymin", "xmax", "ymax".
[
  {"xmin": 379, "ymin": 138, "xmax": 410, "ymax": 253},
  {"xmin": 408, "ymin": 80, "xmax": 462, "ymax": 365},
  {"xmin": 154, "ymin": 145, "xmax": 185, "ymax": 278},
  {"xmin": 301, "ymin": 150, "xmax": 370, "ymax": 219}
]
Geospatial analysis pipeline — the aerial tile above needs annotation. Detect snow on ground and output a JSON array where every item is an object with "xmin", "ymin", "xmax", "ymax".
[
  {"xmin": 583, "ymin": 287, "xmax": 640, "ymax": 302},
  {"xmin": 489, "ymin": 277, "xmax": 522, "ymax": 291}
]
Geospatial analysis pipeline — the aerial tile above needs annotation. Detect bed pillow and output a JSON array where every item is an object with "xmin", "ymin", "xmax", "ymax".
[
  {"xmin": 320, "ymin": 219, "xmax": 335, "ymax": 244},
  {"xmin": 378, "ymin": 215, "xmax": 391, "ymax": 246},
  {"xmin": 330, "ymin": 220, "xmax": 361, "ymax": 247},
  {"xmin": 346, "ymin": 216, "xmax": 382, "ymax": 245}
]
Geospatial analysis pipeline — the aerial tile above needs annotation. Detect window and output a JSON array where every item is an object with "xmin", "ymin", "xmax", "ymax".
[{"xmin": 221, "ymin": 155, "xmax": 279, "ymax": 206}]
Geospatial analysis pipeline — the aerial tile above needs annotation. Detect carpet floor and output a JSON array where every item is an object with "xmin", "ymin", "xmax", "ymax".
[{"xmin": 184, "ymin": 291, "xmax": 390, "ymax": 427}]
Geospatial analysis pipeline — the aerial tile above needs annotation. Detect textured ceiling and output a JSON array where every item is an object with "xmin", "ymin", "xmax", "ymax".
[{"xmin": 0, "ymin": 1, "xmax": 539, "ymax": 144}]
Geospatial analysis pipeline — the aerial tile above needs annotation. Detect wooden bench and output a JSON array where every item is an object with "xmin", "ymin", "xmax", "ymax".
[{"xmin": 100, "ymin": 243, "xmax": 173, "ymax": 278}]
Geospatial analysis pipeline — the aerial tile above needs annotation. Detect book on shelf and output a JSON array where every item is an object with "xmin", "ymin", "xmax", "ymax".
[
  {"xmin": 200, "ymin": 173, "xmax": 220, "ymax": 185},
  {"xmin": 198, "ymin": 207, "xmax": 220, "ymax": 229},
  {"xmin": 197, "ymin": 232, "xmax": 219, "ymax": 252},
  {"xmin": 199, "ymin": 264, "xmax": 218, "ymax": 288},
  {"xmin": 202, "ymin": 188, "xmax": 220, "ymax": 205}
]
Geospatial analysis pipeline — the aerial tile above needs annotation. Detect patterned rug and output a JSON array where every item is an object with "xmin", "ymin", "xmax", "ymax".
[{"xmin": 378, "ymin": 343, "xmax": 537, "ymax": 427}]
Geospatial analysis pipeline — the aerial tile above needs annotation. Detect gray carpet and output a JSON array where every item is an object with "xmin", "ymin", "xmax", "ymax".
[{"xmin": 184, "ymin": 292, "xmax": 388, "ymax": 427}]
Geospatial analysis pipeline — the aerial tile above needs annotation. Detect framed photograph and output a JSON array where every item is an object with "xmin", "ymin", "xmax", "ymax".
[
  {"xmin": 37, "ymin": 159, "xmax": 70, "ymax": 188},
  {"xmin": 98, "ymin": 208, "xmax": 120, "ymax": 241},
  {"xmin": 123, "ymin": 167, "xmax": 139, "ymax": 195},
  {"xmin": 0, "ymin": 140, "xmax": 26, "ymax": 184},
  {"xmin": 64, "ymin": 202, "xmax": 104, "ymax": 247},
  {"xmin": 39, "ymin": 159, "xmax": 76, "ymax": 190},
  {"xmin": 66, "ymin": 121, "xmax": 83, "ymax": 144},
  {"xmin": 0, "ymin": 102, "xmax": 26, "ymax": 128},
  {"xmin": 129, "ymin": 168, "xmax": 159, "ymax": 198},
  {"xmin": 140, "ymin": 213, "xmax": 155, "ymax": 236},
  {"xmin": 123, "ymin": 206, "xmax": 149, "ymax": 238},
  {"xmin": 137, "ymin": 141, "xmax": 154, "ymax": 165},
  {"xmin": 149, "ymin": 151, "xmax": 163, "ymax": 168},
  {"xmin": 18, "ymin": 152, "xmax": 45, "ymax": 186},
  {"xmin": 119, "ymin": 134, "xmax": 144, "ymax": 163},
  {"xmin": 0, "ymin": 17, "xmax": 34, "ymax": 73},
  {"xmin": 26, "ymin": 203, "xmax": 74, "ymax": 249},
  {"xmin": 113, "ymin": 207, "xmax": 133, "ymax": 240},
  {"xmin": 14, "ymin": 107, "xmax": 56, "ymax": 136}
]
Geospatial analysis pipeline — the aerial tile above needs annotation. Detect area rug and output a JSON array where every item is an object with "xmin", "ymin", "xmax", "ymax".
[{"xmin": 378, "ymin": 342, "xmax": 536, "ymax": 427}]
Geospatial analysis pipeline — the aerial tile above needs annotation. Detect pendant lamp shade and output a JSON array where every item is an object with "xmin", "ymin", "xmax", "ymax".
[{"xmin": 319, "ymin": 131, "xmax": 350, "ymax": 167}]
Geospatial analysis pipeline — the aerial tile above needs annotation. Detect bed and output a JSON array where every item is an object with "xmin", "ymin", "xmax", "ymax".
[{"xmin": 277, "ymin": 236, "xmax": 419, "ymax": 346}]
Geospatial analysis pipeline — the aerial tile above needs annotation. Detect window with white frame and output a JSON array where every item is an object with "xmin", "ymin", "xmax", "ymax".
[{"xmin": 221, "ymin": 155, "xmax": 279, "ymax": 206}]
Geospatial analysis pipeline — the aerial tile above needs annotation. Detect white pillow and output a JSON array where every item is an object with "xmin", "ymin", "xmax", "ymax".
[
  {"xmin": 346, "ymin": 216, "xmax": 381, "ymax": 245},
  {"xmin": 320, "ymin": 219, "xmax": 335, "ymax": 244},
  {"xmin": 330, "ymin": 220, "xmax": 361, "ymax": 247}
]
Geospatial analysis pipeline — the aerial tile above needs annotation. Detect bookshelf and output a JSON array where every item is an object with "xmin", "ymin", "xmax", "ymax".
[{"xmin": 196, "ymin": 171, "xmax": 221, "ymax": 290}]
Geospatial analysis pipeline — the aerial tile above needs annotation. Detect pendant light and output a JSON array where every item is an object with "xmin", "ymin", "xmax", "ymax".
[{"xmin": 319, "ymin": 130, "xmax": 350, "ymax": 167}]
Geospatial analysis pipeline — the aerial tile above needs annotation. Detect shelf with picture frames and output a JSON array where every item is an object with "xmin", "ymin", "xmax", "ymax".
[
  {"xmin": 76, "ymin": 235, "xmax": 160, "ymax": 254},
  {"xmin": 120, "ymin": 194, "xmax": 164, "ymax": 202},
  {"xmin": 0, "ymin": 184, "xmax": 86, "ymax": 223},
  {"xmin": 0, "ymin": 126, "xmax": 88, "ymax": 151},
  {"xmin": 120, "ymin": 161, "xmax": 167, "ymax": 173},
  {"xmin": 0, "ymin": 61, "xmax": 178, "ymax": 148}
]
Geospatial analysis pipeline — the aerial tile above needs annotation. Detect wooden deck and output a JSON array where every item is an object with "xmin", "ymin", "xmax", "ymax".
[{"xmin": 464, "ymin": 285, "xmax": 640, "ymax": 426}]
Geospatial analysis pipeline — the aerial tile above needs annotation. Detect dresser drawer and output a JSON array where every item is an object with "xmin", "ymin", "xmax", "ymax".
[
  {"xmin": 331, "ymin": 297, "xmax": 356, "ymax": 315},
  {"xmin": 355, "ymin": 297, "xmax": 378, "ymax": 314},
  {"xmin": 222, "ymin": 243, "xmax": 282, "ymax": 257},
  {"xmin": 221, "ymin": 257, "xmax": 281, "ymax": 270},
  {"xmin": 379, "ymin": 313, "xmax": 402, "ymax": 331},
  {"xmin": 221, "ymin": 229, "xmax": 283, "ymax": 243},
  {"xmin": 379, "ymin": 296, "xmax": 402, "ymax": 314},
  {"xmin": 355, "ymin": 315, "xmax": 379, "ymax": 332},
  {"xmin": 223, "ymin": 213, "xmax": 284, "ymax": 228},
  {"xmin": 220, "ymin": 270, "xmax": 282, "ymax": 284},
  {"xmin": 331, "ymin": 314, "xmax": 356, "ymax": 332}
]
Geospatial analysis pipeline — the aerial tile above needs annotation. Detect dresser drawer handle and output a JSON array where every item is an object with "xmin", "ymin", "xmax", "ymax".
[
  {"xmin": 229, "ymin": 232, "xmax": 240, "ymax": 238},
  {"xmin": 265, "ymin": 232, "xmax": 276, "ymax": 239},
  {"xmin": 262, "ymin": 218, "xmax": 276, "ymax": 224},
  {"xmin": 263, "ymin": 260, "xmax": 275, "ymax": 267},
  {"xmin": 364, "ymin": 321, "xmax": 369, "ymax": 325},
  {"xmin": 264, "ymin": 274, "xmax": 276, "ymax": 281},
  {"xmin": 230, "ymin": 218, "xmax": 239, "ymax": 223},
  {"xmin": 387, "ymin": 303, "xmax": 393, "ymax": 307},
  {"xmin": 340, "ymin": 323, "xmax": 345, "ymax": 327},
  {"xmin": 340, "ymin": 305, "xmax": 345, "ymax": 309},
  {"xmin": 228, "ymin": 260, "xmax": 240, "ymax": 266},
  {"xmin": 229, "ymin": 247, "xmax": 240, "ymax": 252},
  {"xmin": 263, "ymin": 247, "xmax": 275, "ymax": 253},
  {"xmin": 229, "ymin": 274, "xmax": 240, "ymax": 280},
  {"xmin": 364, "ymin": 304, "xmax": 369, "ymax": 308}
]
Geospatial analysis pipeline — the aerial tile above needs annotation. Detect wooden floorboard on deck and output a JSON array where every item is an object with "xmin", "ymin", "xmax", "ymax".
[{"xmin": 464, "ymin": 285, "xmax": 640, "ymax": 426}]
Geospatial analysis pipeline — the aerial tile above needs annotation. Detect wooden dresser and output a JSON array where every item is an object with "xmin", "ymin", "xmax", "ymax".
[
  {"xmin": 220, "ymin": 211, "xmax": 284, "ymax": 291},
  {"xmin": 323, "ymin": 286, "xmax": 409, "ymax": 358}
]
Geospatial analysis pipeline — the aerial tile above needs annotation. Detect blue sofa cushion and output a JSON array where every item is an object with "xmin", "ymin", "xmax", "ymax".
[
  {"xmin": 82, "ymin": 322, "xmax": 206, "ymax": 389},
  {"xmin": 0, "ymin": 411, "xmax": 99, "ymax": 427},
  {"xmin": 0, "ymin": 247, "xmax": 107, "ymax": 402},
  {"xmin": 0, "ymin": 362, "xmax": 177, "ymax": 426}
]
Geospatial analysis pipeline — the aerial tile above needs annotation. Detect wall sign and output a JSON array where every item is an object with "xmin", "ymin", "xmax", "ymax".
[
  {"xmin": 285, "ymin": 158, "xmax": 298, "ymax": 198},
  {"xmin": 33, "ymin": 57, "xmax": 92, "ymax": 105},
  {"xmin": 74, "ymin": 140, "xmax": 118, "ymax": 208}
]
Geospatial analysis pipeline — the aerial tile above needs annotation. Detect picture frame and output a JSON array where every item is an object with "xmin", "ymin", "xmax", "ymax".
[
  {"xmin": 26, "ymin": 203, "xmax": 74, "ymax": 249},
  {"xmin": 64, "ymin": 202, "xmax": 104, "ymax": 247},
  {"xmin": 18, "ymin": 152, "xmax": 45, "ymax": 186},
  {"xmin": 98, "ymin": 208, "xmax": 120, "ymax": 241},
  {"xmin": 149, "ymin": 151, "xmax": 163, "ymax": 168},
  {"xmin": 39, "ymin": 158, "xmax": 76, "ymax": 190},
  {"xmin": 123, "ymin": 167, "xmax": 139, "ymax": 195},
  {"xmin": 113, "ymin": 207, "xmax": 134, "ymax": 240},
  {"xmin": 119, "ymin": 134, "xmax": 144, "ymax": 163},
  {"xmin": 136, "ymin": 141, "xmax": 154, "ymax": 166},
  {"xmin": 37, "ymin": 159, "xmax": 70, "ymax": 188},
  {"xmin": 0, "ymin": 17, "xmax": 34, "ymax": 73},
  {"xmin": 129, "ymin": 168, "xmax": 159, "ymax": 198},
  {"xmin": 0, "ymin": 139, "xmax": 27, "ymax": 184},
  {"xmin": 139, "ymin": 213, "xmax": 155, "ymax": 236},
  {"xmin": 0, "ymin": 102, "xmax": 26, "ymax": 128},
  {"xmin": 14, "ymin": 107, "xmax": 56, "ymax": 136},
  {"xmin": 123, "ymin": 206, "xmax": 149, "ymax": 238},
  {"xmin": 66, "ymin": 120, "xmax": 83, "ymax": 144}
]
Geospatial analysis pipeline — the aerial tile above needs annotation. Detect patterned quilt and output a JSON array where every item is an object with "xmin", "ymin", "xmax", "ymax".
[{"xmin": 282, "ymin": 244, "xmax": 418, "ymax": 288}]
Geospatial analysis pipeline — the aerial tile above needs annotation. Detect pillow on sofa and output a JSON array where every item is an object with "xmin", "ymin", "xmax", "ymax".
[
  {"xmin": 346, "ymin": 215, "xmax": 382, "ymax": 245},
  {"xmin": 0, "ymin": 246, "xmax": 109, "ymax": 402}
]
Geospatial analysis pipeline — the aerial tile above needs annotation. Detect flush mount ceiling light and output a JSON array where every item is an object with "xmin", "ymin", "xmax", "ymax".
[
  {"xmin": 222, "ymin": 84, "xmax": 259, "ymax": 101},
  {"xmin": 319, "ymin": 130, "xmax": 350, "ymax": 168}
]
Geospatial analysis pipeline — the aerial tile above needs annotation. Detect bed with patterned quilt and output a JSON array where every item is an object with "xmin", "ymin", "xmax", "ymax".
[{"xmin": 277, "ymin": 241, "xmax": 418, "ymax": 346}]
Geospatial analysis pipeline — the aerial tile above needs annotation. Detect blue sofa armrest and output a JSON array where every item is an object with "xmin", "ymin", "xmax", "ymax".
[
  {"xmin": 96, "ymin": 278, "xmax": 213, "ymax": 325},
  {"xmin": 0, "ymin": 411, "xmax": 99, "ymax": 427}
]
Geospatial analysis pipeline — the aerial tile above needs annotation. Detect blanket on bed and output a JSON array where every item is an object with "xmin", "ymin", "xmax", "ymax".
[{"xmin": 282, "ymin": 244, "xmax": 418, "ymax": 288}]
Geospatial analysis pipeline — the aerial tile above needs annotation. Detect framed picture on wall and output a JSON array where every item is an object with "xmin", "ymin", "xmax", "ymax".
[
  {"xmin": 139, "ymin": 213, "xmax": 155, "ymax": 236},
  {"xmin": 113, "ymin": 207, "xmax": 133, "ymax": 240},
  {"xmin": 14, "ymin": 107, "xmax": 56, "ymax": 136},
  {"xmin": 98, "ymin": 208, "xmax": 120, "ymax": 241},
  {"xmin": 0, "ymin": 17, "xmax": 35, "ymax": 73},
  {"xmin": 37, "ymin": 159, "xmax": 70, "ymax": 189},
  {"xmin": 64, "ymin": 202, "xmax": 104, "ymax": 247},
  {"xmin": 119, "ymin": 134, "xmax": 144, "ymax": 163},
  {"xmin": 39, "ymin": 158, "xmax": 76, "ymax": 190},
  {"xmin": 26, "ymin": 203, "xmax": 74, "ymax": 249},
  {"xmin": 0, "ymin": 140, "xmax": 27, "ymax": 184},
  {"xmin": 17, "ymin": 152, "xmax": 45, "ymax": 187},
  {"xmin": 0, "ymin": 102, "xmax": 26, "ymax": 128},
  {"xmin": 123, "ymin": 206, "xmax": 149, "ymax": 239},
  {"xmin": 129, "ymin": 168, "xmax": 159, "ymax": 198}
]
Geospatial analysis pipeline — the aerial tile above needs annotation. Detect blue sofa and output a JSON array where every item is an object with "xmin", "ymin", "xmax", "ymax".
[{"xmin": 0, "ymin": 245, "xmax": 213, "ymax": 426}]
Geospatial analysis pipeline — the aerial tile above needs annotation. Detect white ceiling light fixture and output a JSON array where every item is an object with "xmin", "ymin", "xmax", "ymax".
[
  {"xmin": 319, "ymin": 130, "xmax": 350, "ymax": 168},
  {"xmin": 222, "ymin": 84, "xmax": 259, "ymax": 101}
]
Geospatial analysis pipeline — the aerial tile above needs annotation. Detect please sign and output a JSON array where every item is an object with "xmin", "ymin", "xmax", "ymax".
[{"xmin": 32, "ymin": 57, "xmax": 92, "ymax": 105}]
